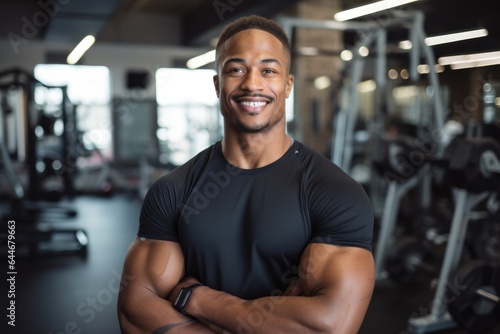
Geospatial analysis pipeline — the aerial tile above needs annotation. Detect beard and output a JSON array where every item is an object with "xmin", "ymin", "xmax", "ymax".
[{"xmin": 232, "ymin": 117, "xmax": 271, "ymax": 133}]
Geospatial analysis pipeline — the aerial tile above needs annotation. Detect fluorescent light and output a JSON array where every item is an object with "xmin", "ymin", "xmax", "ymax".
[
  {"xmin": 450, "ymin": 57, "xmax": 500, "ymax": 70},
  {"xmin": 67, "ymin": 35, "xmax": 95, "ymax": 65},
  {"xmin": 399, "ymin": 28, "xmax": 488, "ymax": 50},
  {"xmin": 438, "ymin": 50, "xmax": 500, "ymax": 66},
  {"xmin": 417, "ymin": 64, "xmax": 430, "ymax": 74},
  {"xmin": 399, "ymin": 40, "xmax": 413, "ymax": 50},
  {"xmin": 357, "ymin": 80, "xmax": 376, "ymax": 93},
  {"xmin": 334, "ymin": 0, "xmax": 419, "ymax": 22},
  {"xmin": 298, "ymin": 47, "xmax": 319, "ymax": 56},
  {"xmin": 425, "ymin": 28, "xmax": 488, "ymax": 46},
  {"xmin": 186, "ymin": 50, "xmax": 216, "ymax": 69}
]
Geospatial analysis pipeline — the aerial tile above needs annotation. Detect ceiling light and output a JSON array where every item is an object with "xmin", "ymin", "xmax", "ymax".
[
  {"xmin": 67, "ymin": 35, "xmax": 95, "ymax": 65},
  {"xmin": 358, "ymin": 46, "xmax": 370, "ymax": 57},
  {"xmin": 187, "ymin": 50, "xmax": 216, "ymax": 69},
  {"xmin": 417, "ymin": 64, "xmax": 430, "ymax": 74},
  {"xmin": 334, "ymin": 0, "xmax": 419, "ymax": 22},
  {"xmin": 438, "ymin": 50, "xmax": 500, "ymax": 66},
  {"xmin": 314, "ymin": 76, "xmax": 331, "ymax": 90},
  {"xmin": 388, "ymin": 69, "xmax": 398, "ymax": 79},
  {"xmin": 399, "ymin": 40, "xmax": 413, "ymax": 50},
  {"xmin": 298, "ymin": 47, "xmax": 319, "ymax": 56},
  {"xmin": 399, "ymin": 28, "xmax": 488, "ymax": 50},
  {"xmin": 450, "ymin": 58, "xmax": 500, "ymax": 70},
  {"xmin": 340, "ymin": 50, "xmax": 353, "ymax": 61},
  {"xmin": 425, "ymin": 28, "xmax": 488, "ymax": 46},
  {"xmin": 357, "ymin": 80, "xmax": 376, "ymax": 93},
  {"xmin": 400, "ymin": 69, "xmax": 409, "ymax": 79}
]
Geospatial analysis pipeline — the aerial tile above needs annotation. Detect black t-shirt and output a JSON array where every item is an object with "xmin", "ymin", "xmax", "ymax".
[{"xmin": 138, "ymin": 140, "xmax": 373, "ymax": 299}]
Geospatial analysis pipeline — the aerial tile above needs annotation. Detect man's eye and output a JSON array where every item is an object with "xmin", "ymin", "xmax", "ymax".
[{"xmin": 263, "ymin": 69, "xmax": 276, "ymax": 74}]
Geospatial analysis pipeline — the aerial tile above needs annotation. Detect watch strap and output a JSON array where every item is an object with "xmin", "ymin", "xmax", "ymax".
[{"xmin": 173, "ymin": 283, "xmax": 203, "ymax": 317}]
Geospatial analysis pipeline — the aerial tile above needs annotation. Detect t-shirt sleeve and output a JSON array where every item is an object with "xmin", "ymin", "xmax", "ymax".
[
  {"xmin": 137, "ymin": 146, "xmax": 214, "ymax": 241},
  {"xmin": 308, "ymin": 159, "xmax": 374, "ymax": 252},
  {"xmin": 137, "ymin": 173, "xmax": 180, "ymax": 242}
]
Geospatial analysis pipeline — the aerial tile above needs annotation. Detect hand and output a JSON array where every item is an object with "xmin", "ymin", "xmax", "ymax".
[{"xmin": 283, "ymin": 278, "xmax": 303, "ymax": 296}]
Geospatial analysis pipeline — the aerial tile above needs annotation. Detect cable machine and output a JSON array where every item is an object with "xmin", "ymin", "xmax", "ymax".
[{"xmin": 0, "ymin": 67, "xmax": 87, "ymax": 258}]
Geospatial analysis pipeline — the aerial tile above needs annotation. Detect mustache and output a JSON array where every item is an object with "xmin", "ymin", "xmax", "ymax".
[{"xmin": 232, "ymin": 93, "xmax": 274, "ymax": 101}]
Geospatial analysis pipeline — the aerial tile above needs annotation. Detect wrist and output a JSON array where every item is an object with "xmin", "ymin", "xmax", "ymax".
[{"xmin": 173, "ymin": 283, "xmax": 203, "ymax": 318}]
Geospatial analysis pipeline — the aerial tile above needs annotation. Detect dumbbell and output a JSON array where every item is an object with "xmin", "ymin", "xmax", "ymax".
[
  {"xmin": 36, "ymin": 111, "xmax": 62, "ymax": 138},
  {"xmin": 410, "ymin": 206, "xmax": 452, "ymax": 244},
  {"xmin": 467, "ymin": 218, "xmax": 500, "ymax": 263},
  {"xmin": 385, "ymin": 236, "xmax": 442, "ymax": 285},
  {"xmin": 444, "ymin": 136, "xmax": 500, "ymax": 193},
  {"xmin": 447, "ymin": 260, "xmax": 500, "ymax": 334},
  {"xmin": 371, "ymin": 136, "xmax": 427, "ymax": 182},
  {"xmin": 36, "ymin": 157, "xmax": 65, "ymax": 201}
]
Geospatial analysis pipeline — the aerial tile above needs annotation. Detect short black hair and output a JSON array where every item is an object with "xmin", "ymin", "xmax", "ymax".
[{"xmin": 215, "ymin": 15, "xmax": 291, "ymax": 70}]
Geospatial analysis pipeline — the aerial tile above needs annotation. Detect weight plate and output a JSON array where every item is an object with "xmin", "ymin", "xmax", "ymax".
[
  {"xmin": 385, "ymin": 236, "xmax": 434, "ymax": 285},
  {"xmin": 468, "ymin": 220, "xmax": 500, "ymax": 263},
  {"xmin": 448, "ymin": 261, "xmax": 500, "ymax": 334}
]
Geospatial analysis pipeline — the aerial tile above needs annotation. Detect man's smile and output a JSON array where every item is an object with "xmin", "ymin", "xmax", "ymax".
[{"xmin": 239, "ymin": 101, "xmax": 267, "ymax": 107}]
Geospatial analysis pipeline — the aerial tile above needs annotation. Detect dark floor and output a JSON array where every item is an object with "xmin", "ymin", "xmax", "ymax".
[{"xmin": 0, "ymin": 193, "xmax": 497, "ymax": 334}]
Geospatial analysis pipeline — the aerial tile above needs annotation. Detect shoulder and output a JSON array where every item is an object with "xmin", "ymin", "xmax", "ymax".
[
  {"xmin": 294, "ymin": 141, "xmax": 360, "ymax": 189},
  {"xmin": 294, "ymin": 140, "xmax": 373, "ymax": 219},
  {"xmin": 145, "ymin": 144, "xmax": 217, "ymax": 199}
]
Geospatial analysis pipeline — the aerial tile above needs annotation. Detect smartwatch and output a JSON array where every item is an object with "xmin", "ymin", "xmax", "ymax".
[{"xmin": 173, "ymin": 283, "xmax": 203, "ymax": 317}]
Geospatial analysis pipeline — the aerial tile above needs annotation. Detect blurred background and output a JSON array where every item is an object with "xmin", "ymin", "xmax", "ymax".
[{"xmin": 0, "ymin": 0, "xmax": 499, "ymax": 333}]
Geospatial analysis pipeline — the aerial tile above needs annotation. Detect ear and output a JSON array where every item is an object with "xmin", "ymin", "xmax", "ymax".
[
  {"xmin": 213, "ymin": 74, "xmax": 220, "ymax": 98},
  {"xmin": 285, "ymin": 74, "xmax": 294, "ymax": 98}
]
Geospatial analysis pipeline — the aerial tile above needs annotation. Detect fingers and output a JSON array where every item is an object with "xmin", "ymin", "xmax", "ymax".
[{"xmin": 283, "ymin": 279, "xmax": 302, "ymax": 296}]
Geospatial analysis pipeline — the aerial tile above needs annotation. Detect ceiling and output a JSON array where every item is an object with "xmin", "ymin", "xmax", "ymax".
[{"xmin": 0, "ymin": 0, "xmax": 498, "ymax": 60}]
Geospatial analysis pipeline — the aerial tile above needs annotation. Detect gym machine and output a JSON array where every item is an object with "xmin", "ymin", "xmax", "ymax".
[
  {"xmin": 280, "ymin": 10, "xmax": 446, "ymax": 172},
  {"xmin": 279, "ymin": 10, "xmax": 447, "ymax": 220},
  {"xmin": 405, "ymin": 136, "xmax": 500, "ymax": 333},
  {"xmin": 405, "ymin": 82, "xmax": 500, "ymax": 334},
  {"xmin": 0, "ymin": 67, "xmax": 88, "ymax": 258},
  {"xmin": 281, "ymin": 13, "xmax": 452, "ymax": 282}
]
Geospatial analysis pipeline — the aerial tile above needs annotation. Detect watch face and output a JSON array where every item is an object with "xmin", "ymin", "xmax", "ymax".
[
  {"xmin": 173, "ymin": 284, "xmax": 202, "ymax": 316},
  {"xmin": 176, "ymin": 289, "xmax": 191, "ymax": 307}
]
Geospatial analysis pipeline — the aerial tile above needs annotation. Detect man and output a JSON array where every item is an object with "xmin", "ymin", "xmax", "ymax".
[{"xmin": 118, "ymin": 15, "xmax": 375, "ymax": 334}]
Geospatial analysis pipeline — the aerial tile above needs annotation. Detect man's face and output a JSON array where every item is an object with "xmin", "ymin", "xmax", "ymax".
[{"xmin": 213, "ymin": 29, "xmax": 294, "ymax": 134}]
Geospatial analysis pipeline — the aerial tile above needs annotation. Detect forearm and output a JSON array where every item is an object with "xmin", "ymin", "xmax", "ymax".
[
  {"xmin": 187, "ymin": 288, "xmax": 341, "ymax": 334},
  {"xmin": 118, "ymin": 292, "xmax": 216, "ymax": 333},
  {"xmin": 181, "ymin": 246, "xmax": 375, "ymax": 334},
  {"xmin": 117, "ymin": 238, "xmax": 217, "ymax": 333}
]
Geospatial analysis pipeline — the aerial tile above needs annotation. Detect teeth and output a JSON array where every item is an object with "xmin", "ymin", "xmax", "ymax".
[{"xmin": 240, "ymin": 101, "xmax": 266, "ymax": 107}]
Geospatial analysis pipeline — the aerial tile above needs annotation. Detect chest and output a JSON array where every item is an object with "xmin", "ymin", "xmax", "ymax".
[{"xmin": 178, "ymin": 167, "xmax": 310, "ymax": 258}]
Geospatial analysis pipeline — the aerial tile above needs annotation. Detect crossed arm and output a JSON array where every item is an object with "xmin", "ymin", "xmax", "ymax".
[{"xmin": 117, "ymin": 237, "xmax": 375, "ymax": 334}]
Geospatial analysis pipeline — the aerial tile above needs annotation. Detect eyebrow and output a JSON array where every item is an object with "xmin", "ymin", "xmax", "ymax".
[{"xmin": 224, "ymin": 57, "xmax": 283, "ymax": 67}]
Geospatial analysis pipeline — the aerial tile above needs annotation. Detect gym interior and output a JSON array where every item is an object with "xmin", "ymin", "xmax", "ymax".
[{"xmin": 0, "ymin": 0, "xmax": 499, "ymax": 333}]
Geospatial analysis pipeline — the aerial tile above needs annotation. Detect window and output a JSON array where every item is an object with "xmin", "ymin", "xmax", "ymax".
[
  {"xmin": 156, "ymin": 68, "xmax": 221, "ymax": 165},
  {"xmin": 34, "ymin": 64, "xmax": 112, "ymax": 156}
]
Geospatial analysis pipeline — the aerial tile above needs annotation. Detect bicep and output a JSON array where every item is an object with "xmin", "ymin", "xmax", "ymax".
[
  {"xmin": 119, "ymin": 237, "xmax": 185, "ymax": 306},
  {"xmin": 298, "ymin": 243, "xmax": 375, "ymax": 331}
]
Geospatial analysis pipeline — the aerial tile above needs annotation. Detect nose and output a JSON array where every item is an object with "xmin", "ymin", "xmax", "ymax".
[{"xmin": 240, "ymin": 69, "xmax": 263, "ymax": 92}]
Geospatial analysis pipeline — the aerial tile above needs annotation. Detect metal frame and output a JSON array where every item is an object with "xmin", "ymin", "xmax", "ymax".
[
  {"xmin": 407, "ymin": 189, "xmax": 490, "ymax": 333},
  {"xmin": 278, "ymin": 10, "xmax": 447, "ymax": 173}
]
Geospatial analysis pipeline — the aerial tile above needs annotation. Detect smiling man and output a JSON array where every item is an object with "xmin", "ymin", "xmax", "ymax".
[{"xmin": 118, "ymin": 15, "xmax": 375, "ymax": 334}]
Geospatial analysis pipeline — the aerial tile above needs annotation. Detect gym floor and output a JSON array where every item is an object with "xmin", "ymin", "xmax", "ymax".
[{"xmin": 0, "ymin": 193, "xmax": 496, "ymax": 334}]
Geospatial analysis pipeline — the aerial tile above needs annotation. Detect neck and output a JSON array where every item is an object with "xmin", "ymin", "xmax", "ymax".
[{"xmin": 221, "ymin": 131, "xmax": 292, "ymax": 169}]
